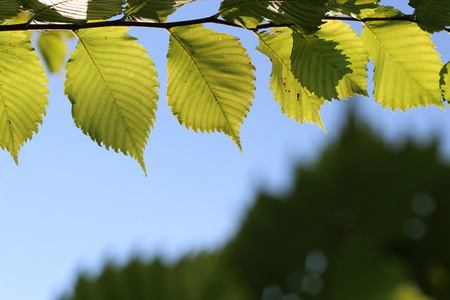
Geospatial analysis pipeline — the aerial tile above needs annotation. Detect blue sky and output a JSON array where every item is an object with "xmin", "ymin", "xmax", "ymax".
[{"xmin": 1, "ymin": 1, "xmax": 449, "ymax": 299}]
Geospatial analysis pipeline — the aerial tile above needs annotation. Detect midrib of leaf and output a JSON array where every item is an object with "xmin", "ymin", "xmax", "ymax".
[
  {"xmin": 27, "ymin": 0, "xmax": 79, "ymax": 24},
  {"xmin": 123, "ymin": 0, "xmax": 147, "ymax": 19},
  {"xmin": 0, "ymin": 85, "xmax": 17, "ymax": 163},
  {"xmin": 168, "ymin": 28, "xmax": 240, "ymax": 149},
  {"xmin": 73, "ymin": 31, "xmax": 141, "ymax": 158},
  {"xmin": 257, "ymin": 32, "xmax": 288, "ymax": 73},
  {"xmin": 365, "ymin": 23, "xmax": 437, "ymax": 100},
  {"xmin": 325, "ymin": 0, "xmax": 338, "ymax": 11},
  {"xmin": 413, "ymin": 0, "xmax": 434, "ymax": 15}
]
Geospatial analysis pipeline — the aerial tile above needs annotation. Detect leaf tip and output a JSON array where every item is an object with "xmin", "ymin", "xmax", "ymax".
[
  {"xmin": 136, "ymin": 156, "xmax": 147, "ymax": 176},
  {"xmin": 10, "ymin": 150, "xmax": 19, "ymax": 165}
]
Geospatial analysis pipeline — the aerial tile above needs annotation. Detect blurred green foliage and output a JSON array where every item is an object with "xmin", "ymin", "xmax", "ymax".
[
  {"xmin": 38, "ymin": 31, "xmax": 72, "ymax": 73},
  {"xmin": 62, "ymin": 113, "xmax": 450, "ymax": 300}
]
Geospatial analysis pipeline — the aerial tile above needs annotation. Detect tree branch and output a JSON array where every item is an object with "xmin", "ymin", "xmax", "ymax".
[
  {"xmin": 0, "ymin": 16, "xmax": 244, "ymax": 32},
  {"xmin": 0, "ymin": 15, "xmax": 449, "ymax": 34}
]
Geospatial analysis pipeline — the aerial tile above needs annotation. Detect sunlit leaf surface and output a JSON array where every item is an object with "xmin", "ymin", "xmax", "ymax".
[
  {"xmin": 317, "ymin": 20, "xmax": 369, "ymax": 99},
  {"xmin": 362, "ymin": 18, "xmax": 444, "ymax": 110},
  {"xmin": 290, "ymin": 26, "xmax": 351, "ymax": 100},
  {"xmin": 64, "ymin": 27, "xmax": 158, "ymax": 174},
  {"xmin": 257, "ymin": 28, "xmax": 326, "ymax": 130},
  {"xmin": 0, "ymin": 31, "xmax": 49, "ymax": 163},
  {"xmin": 167, "ymin": 24, "xmax": 255, "ymax": 151}
]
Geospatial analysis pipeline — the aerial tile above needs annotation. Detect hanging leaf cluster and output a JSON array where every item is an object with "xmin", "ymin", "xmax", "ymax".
[{"xmin": 0, "ymin": 0, "xmax": 449, "ymax": 173}]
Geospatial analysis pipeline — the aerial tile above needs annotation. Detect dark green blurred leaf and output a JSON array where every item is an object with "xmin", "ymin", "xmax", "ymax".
[
  {"xmin": 61, "ymin": 254, "xmax": 250, "ymax": 300},
  {"xmin": 63, "ymin": 111, "xmax": 450, "ymax": 300}
]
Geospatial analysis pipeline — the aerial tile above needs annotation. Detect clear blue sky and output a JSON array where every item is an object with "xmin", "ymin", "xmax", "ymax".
[{"xmin": 1, "ymin": 1, "xmax": 449, "ymax": 299}]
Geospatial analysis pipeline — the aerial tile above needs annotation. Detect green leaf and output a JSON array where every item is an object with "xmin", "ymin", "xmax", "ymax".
[
  {"xmin": 61, "ymin": 255, "xmax": 250, "ymax": 300},
  {"xmin": 0, "ymin": 0, "xmax": 21, "ymax": 20},
  {"xmin": 358, "ymin": 4, "xmax": 403, "ymax": 18},
  {"xmin": 167, "ymin": 24, "xmax": 255, "ymax": 151},
  {"xmin": 409, "ymin": 0, "xmax": 450, "ymax": 33},
  {"xmin": 441, "ymin": 62, "xmax": 450, "ymax": 102},
  {"xmin": 219, "ymin": 0, "xmax": 329, "ymax": 33},
  {"xmin": 361, "ymin": 20, "xmax": 444, "ymax": 111},
  {"xmin": 0, "ymin": 31, "xmax": 49, "ymax": 164},
  {"xmin": 290, "ymin": 26, "xmax": 352, "ymax": 100},
  {"xmin": 38, "ymin": 31, "xmax": 69, "ymax": 73},
  {"xmin": 256, "ymin": 29, "xmax": 326, "ymax": 130},
  {"xmin": 316, "ymin": 20, "xmax": 369, "ymax": 99},
  {"xmin": 326, "ymin": 0, "xmax": 379, "ymax": 18},
  {"xmin": 223, "ymin": 113, "xmax": 449, "ymax": 299},
  {"xmin": 23, "ymin": 0, "xmax": 124, "ymax": 24},
  {"xmin": 64, "ymin": 27, "xmax": 158, "ymax": 174},
  {"xmin": 125, "ymin": 0, "xmax": 196, "ymax": 22}
]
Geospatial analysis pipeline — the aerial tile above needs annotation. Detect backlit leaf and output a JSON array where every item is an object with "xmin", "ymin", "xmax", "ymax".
[
  {"xmin": 290, "ymin": 26, "xmax": 352, "ymax": 100},
  {"xmin": 64, "ymin": 27, "xmax": 158, "ymax": 174},
  {"xmin": 361, "ymin": 19, "xmax": 444, "ymax": 111},
  {"xmin": 358, "ymin": 4, "xmax": 403, "ymax": 18},
  {"xmin": 0, "ymin": 31, "xmax": 49, "ymax": 164},
  {"xmin": 441, "ymin": 62, "xmax": 450, "ymax": 102},
  {"xmin": 327, "ymin": 0, "xmax": 379, "ymax": 18},
  {"xmin": 409, "ymin": 0, "xmax": 450, "ymax": 33},
  {"xmin": 0, "ymin": 0, "xmax": 21, "ymax": 20},
  {"xmin": 256, "ymin": 29, "xmax": 326, "ymax": 130},
  {"xmin": 167, "ymin": 24, "xmax": 255, "ymax": 151},
  {"xmin": 125, "ymin": 0, "xmax": 196, "ymax": 22},
  {"xmin": 317, "ymin": 20, "xmax": 369, "ymax": 99},
  {"xmin": 219, "ymin": 0, "xmax": 329, "ymax": 33},
  {"xmin": 38, "ymin": 31, "xmax": 69, "ymax": 73},
  {"xmin": 23, "ymin": 0, "xmax": 124, "ymax": 24}
]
